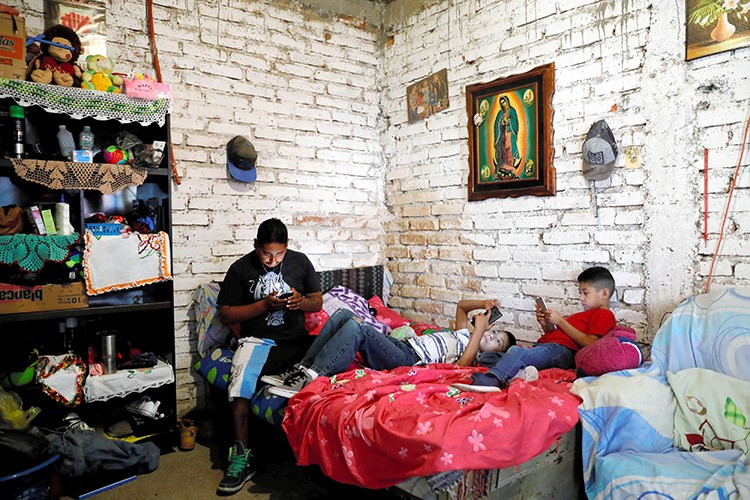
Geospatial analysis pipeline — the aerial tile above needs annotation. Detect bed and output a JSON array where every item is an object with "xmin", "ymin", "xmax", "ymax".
[
  {"xmin": 572, "ymin": 287, "xmax": 750, "ymax": 499},
  {"xmin": 282, "ymin": 364, "xmax": 582, "ymax": 497},
  {"xmin": 277, "ymin": 264, "xmax": 584, "ymax": 498},
  {"xmin": 194, "ymin": 265, "xmax": 585, "ymax": 498}
]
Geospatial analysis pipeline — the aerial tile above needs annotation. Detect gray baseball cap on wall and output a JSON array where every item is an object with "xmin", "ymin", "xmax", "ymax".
[
  {"xmin": 227, "ymin": 136, "xmax": 258, "ymax": 182},
  {"xmin": 582, "ymin": 120, "xmax": 618, "ymax": 181}
]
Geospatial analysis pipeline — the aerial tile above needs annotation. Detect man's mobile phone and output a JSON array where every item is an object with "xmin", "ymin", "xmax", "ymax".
[{"xmin": 277, "ymin": 292, "xmax": 293, "ymax": 300}]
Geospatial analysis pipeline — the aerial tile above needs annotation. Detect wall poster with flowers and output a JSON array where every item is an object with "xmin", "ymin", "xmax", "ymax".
[
  {"xmin": 687, "ymin": 0, "xmax": 750, "ymax": 60},
  {"xmin": 45, "ymin": 0, "xmax": 107, "ymax": 58}
]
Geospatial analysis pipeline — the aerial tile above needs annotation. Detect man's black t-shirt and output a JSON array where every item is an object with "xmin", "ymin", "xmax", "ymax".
[{"xmin": 217, "ymin": 249, "xmax": 320, "ymax": 344}]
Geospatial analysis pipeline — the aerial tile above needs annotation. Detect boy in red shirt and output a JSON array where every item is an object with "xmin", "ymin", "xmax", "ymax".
[{"xmin": 458, "ymin": 266, "xmax": 615, "ymax": 392}]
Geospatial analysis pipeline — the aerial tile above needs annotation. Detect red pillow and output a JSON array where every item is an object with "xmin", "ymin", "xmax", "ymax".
[
  {"xmin": 367, "ymin": 296, "xmax": 409, "ymax": 329},
  {"xmin": 304, "ymin": 310, "xmax": 330, "ymax": 336}
]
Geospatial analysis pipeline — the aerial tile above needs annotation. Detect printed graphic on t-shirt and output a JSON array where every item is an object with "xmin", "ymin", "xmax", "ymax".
[{"xmin": 251, "ymin": 268, "xmax": 290, "ymax": 327}]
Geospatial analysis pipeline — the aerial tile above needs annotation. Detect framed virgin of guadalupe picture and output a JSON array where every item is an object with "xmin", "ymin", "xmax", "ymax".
[{"xmin": 466, "ymin": 63, "xmax": 556, "ymax": 200}]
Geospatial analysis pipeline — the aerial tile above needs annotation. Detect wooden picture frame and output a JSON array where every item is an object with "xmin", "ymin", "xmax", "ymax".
[
  {"xmin": 407, "ymin": 68, "xmax": 449, "ymax": 124},
  {"xmin": 686, "ymin": 0, "xmax": 750, "ymax": 61},
  {"xmin": 466, "ymin": 63, "xmax": 555, "ymax": 201}
]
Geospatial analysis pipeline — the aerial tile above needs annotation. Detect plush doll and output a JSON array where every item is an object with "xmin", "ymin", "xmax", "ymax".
[
  {"xmin": 81, "ymin": 55, "xmax": 123, "ymax": 93},
  {"xmin": 26, "ymin": 25, "xmax": 83, "ymax": 87}
]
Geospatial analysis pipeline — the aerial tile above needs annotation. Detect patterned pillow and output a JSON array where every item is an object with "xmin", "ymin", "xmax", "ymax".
[
  {"xmin": 192, "ymin": 283, "xmax": 232, "ymax": 357},
  {"xmin": 367, "ymin": 296, "xmax": 409, "ymax": 329},
  {"xmin": 304, "ymin": 309, "xmax": 330, "ymax": 336},
  {"xmin": 669, "ymin": 368, "xmax": 750, "ymax": 454},
  {"xmin": 194, "ymin": 348, "xmax": 233, "ymax": 391},
  {"xmin": 323, "ymin": 286, "xmax": 388, "ymax": 335}
]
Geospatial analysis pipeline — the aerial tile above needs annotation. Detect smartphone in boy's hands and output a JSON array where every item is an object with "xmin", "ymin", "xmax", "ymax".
[
  {"xmin": 535, "ymin": 297, "xmax": 554, "ymax": 330},
  {"xmin": 277, "ymin": 291, "xmax": 293, "ymax": 300},
  {"xmin": 487, "ymin": 306, "xmax": 502, "ymax": 325},
  {"xmin": 471, "ymin": 306, "xmax": 503, "ymax": 326}
]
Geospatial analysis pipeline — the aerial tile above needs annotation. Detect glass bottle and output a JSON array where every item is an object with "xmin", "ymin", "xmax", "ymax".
[{"xmin": 57, "ymin": 125, "xmax": 75, "ymax": 160}]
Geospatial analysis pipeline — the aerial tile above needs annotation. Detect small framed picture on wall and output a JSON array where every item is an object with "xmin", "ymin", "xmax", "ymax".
[{"xmin": 45, "ymin": 0, "xmax": 107, "ymax": 58}]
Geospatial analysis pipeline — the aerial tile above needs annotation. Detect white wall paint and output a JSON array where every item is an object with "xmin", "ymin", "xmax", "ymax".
[
  {"xmin": 12, "ymin": 0, "xmax": 387, "ymax": 411},
  {"xmin": 382, "ymin": 0, "xmax": 750, "ymax": 343},
  {"xmin": 10, "ymin": 0, "xmax": 750, "ymax": 413}
]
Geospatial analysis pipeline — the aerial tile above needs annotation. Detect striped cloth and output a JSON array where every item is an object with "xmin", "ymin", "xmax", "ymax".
[{"xmin": 407, "ymin": 328, "xmax": 471, "ymax": 365}]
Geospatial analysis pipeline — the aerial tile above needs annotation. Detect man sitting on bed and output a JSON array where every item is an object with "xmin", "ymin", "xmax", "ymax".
[
  {"xmin": 215, "ymin": 218, "xmax": 323, "ymax": 494},
  {"xmin": 458, "ymin": 266, "xmax": 616, "ymax": 392},
  {"xmin": 262, "ymin": 298, "xmax": 517, "ymax": 398}
]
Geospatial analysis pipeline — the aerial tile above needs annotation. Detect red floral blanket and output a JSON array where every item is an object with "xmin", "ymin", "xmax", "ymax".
[{"xmin": 283, "ymin": 364, "xmax": 581, "ymax": 489}]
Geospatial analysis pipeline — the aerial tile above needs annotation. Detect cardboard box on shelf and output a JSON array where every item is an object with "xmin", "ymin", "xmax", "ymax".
[
  {"xmin": 0, "ymin": 14, "xmax": 26, "ymax": 80},
  {"xmin": 0, "ymin": 282, "xmax": 89, "ymax": 314}
]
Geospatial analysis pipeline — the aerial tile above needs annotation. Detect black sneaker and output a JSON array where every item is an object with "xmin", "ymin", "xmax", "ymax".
[
  {"xmin": 267, "ymin": 367, "xmax": 317, "ymax": 398},
  {"xmin": 260, "ymin": 364, "xmax": 301, "ymax": 387},
  {"xmin": 217, "ymin": 441, "xmax": 256, "ymax": 494}
]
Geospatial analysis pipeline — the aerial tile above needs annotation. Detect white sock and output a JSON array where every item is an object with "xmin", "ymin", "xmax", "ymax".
[{"xmin": 512, "ymin": 366, "xmax": 539, "ymax": 382}]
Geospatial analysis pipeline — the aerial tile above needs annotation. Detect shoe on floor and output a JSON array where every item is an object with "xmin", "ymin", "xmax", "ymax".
[
  {"xmin": 126, "ymin": 396, "xmax": 164, "ymax": 419},
  {"xmin": 511, "ymin": 365, "xmax": 539, "ymax": 383},
  {"xmin": 217, "ymin": 441, "xmax": 256, "ymax": 494},
  {"xmin": 63, "ymin": 412, "xmax": 93, "ymax": 431},
  {"xmin": 260, "ymin": 364, "xmax": 301, "ymax": 387},
  {"xmin": 267, "ymin": 367, "xmax": 317, "ymax": 398}
]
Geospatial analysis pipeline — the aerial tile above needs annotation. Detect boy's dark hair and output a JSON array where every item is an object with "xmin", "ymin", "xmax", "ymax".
[
  {"xmin": 505, "ymin": 331, "xmax": 517, "ymax": 349},
  {"xmin": 578, "ymin": 266, "xmax": 615, "ymax": 297},
  {"xmin": 256, "ymin": 218, "xmax": 288, "ymax": 246}
]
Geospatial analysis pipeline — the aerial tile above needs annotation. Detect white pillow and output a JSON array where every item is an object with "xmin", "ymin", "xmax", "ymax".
[{"xmin": 668, "ymin": 368, "xmax": 750, "ymax": 454}]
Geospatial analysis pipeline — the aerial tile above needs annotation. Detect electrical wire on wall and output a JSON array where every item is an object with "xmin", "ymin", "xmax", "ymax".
[
  {"xmin": 704, "ymin": 109, "xmax": 750, "ymax": 293},
  {"xmin": 146, "ymin": 0, "xmax": 181, "ymax": 185}
]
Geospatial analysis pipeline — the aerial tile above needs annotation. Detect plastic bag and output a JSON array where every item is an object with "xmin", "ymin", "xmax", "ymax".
[{"xmin": 0, "ymin": 386, "xmax": 41, "ymax": 429}]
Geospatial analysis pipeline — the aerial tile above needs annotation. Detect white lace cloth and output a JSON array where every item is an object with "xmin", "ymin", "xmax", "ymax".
[
  {"xmin": 84, "ymin": 359, "xmax": 174, "ymax": 402},
  {"xmin": 0, "ymin": 78, "xmax": 171, "ymax": 126}
]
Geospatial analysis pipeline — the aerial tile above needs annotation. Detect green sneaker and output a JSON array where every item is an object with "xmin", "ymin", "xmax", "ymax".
[{"xmin": 217, "ymin": 441, "xmax": 256, "ymax": 494}]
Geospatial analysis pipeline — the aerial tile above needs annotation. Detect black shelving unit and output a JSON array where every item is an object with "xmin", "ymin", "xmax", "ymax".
[{"xmin": 0, "ymin": 84, "xmax": 177, "ymax": 497}]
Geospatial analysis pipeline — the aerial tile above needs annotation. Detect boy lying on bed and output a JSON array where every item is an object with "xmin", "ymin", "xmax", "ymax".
[
  {"xmin": 455, "ymin": 266, "xmax": 616, "ymax": 393},
  {"xmin": 261, "ymin": 298, "xmax": 517, "ymax": 398}
]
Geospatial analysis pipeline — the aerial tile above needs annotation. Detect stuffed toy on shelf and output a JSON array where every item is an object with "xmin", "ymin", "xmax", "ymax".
[
  {"xmin": 81, "ymin": 54, "xmax": 123, "ymax": 93},
  {"xmin": 25, "ymin": 25, "xmax": 83, "ymax": 87}
]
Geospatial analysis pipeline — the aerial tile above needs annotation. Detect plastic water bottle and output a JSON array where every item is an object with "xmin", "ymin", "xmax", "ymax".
[
  {"xmin": 9, "ymin": 105, "xmax": 24, "ymax": 158},
  {"xmin": 57, "ymin": 125, "xmax": 75, "ymax": 159},
  {"xmin": 79, "ymin": 125, "xmax": 94, "ymax": 150}
]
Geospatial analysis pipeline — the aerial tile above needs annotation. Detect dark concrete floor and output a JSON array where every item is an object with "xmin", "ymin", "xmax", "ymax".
[{"xmin": 82, "ymin": 420, "xmax": 409, "ymax": 500}]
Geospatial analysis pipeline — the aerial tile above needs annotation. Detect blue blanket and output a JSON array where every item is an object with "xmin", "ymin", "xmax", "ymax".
[{"xmin": 572, "ymin": 288, "xmax": 750, "ymax": 499}]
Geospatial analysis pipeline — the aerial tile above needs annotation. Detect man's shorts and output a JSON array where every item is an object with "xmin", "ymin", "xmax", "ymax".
[{"xmin": 227, "ymin": 335, "xmax": 314, "ymax": 401}]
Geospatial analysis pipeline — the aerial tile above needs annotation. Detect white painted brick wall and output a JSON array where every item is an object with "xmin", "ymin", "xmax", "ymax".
[
  {"xmin": 13, "ymin": 0, "xmax": 749, "ymax": 414},
  {"xmin": 382, "ymin": 0, "xmax": 749, "ymax": 346}
]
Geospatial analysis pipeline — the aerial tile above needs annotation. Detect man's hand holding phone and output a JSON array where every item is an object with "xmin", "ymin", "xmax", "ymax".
[{"xmin": 267, "ymin": 290, "xmax": 296, "ymax": 311}]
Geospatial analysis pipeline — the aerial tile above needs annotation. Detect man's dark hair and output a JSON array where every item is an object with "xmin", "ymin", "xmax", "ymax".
[
  {"xmin": 505, "ymin": 331, "xmax": 517, "ymax": 349},
  {"xmin": 578, "ymin": 266, "xmax": 615, "ymax": 297},
  {"xmin": 256, "ymin": 218, "xmax": 288, "ymax": 246}
]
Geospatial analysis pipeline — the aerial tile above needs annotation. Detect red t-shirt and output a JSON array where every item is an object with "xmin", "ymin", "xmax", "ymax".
[{"xmin": 537, "ymin": 308, "xmax": 616, "ymax": 351}]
